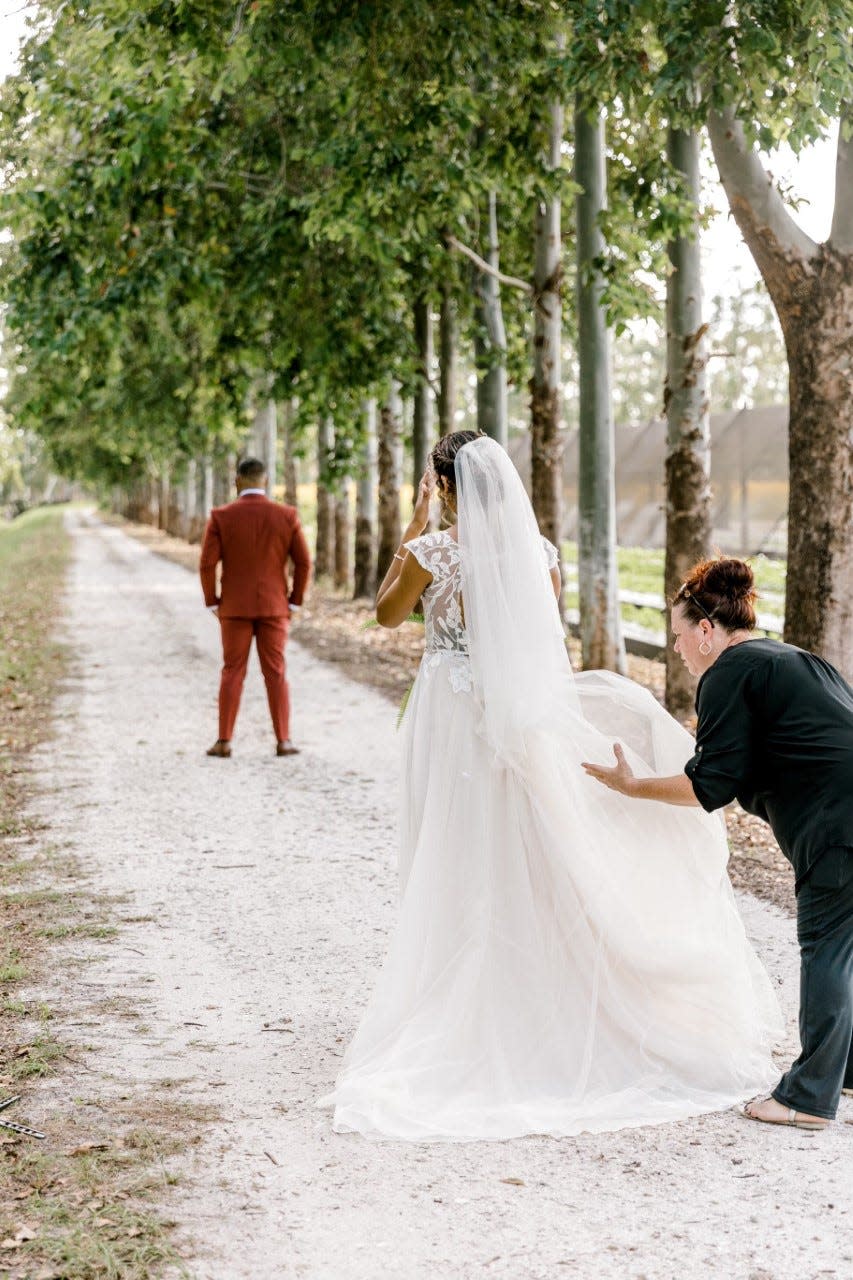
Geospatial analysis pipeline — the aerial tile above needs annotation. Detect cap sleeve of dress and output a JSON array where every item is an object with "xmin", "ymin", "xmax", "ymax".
[
  {"xmin": 403, "ymin": 532, "xmax": 445, "ymax": 580},
  {"xmin": 541, "ymin": 536, "xmax": 559, "ymax": 571}
]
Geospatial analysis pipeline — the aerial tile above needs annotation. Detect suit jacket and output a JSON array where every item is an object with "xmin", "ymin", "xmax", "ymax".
[{"xmin": 199, "ymin": 494, "xmax": 311, "ymax": 618}]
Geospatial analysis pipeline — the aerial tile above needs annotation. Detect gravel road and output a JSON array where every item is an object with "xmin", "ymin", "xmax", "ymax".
[{"xmin": 28, "ymin": 512, "xmax": 853, "ymax": 1280}]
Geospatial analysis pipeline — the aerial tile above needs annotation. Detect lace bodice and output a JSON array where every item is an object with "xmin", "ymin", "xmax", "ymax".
[{"xmin": 405, "ymin": 530, "xmax": 559, "ymax": 657}]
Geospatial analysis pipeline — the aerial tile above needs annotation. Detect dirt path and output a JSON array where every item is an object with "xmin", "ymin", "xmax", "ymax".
[{"xmin": 27, "ymin": 512, "xmax": 853, "ymax": 1279}]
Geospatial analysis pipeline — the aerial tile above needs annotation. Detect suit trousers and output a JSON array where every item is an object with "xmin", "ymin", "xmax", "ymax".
[
  {"xmin": 772, "ymin": 846, "xmax": 853, "ymax": 1119},
  {"xmin": 218, "ymin": 615, "xmax": 290, "ymax": 742}
]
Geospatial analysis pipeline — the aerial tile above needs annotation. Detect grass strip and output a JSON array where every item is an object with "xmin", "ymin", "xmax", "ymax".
[{"xmin": 0, "ymin": 507, "xmax": 193, "ymax": 1279}]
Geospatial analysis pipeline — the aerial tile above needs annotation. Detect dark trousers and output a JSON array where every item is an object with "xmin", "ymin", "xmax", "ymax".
[
  {"xmin": 218, "ymin": 615, "xmax": 290, "ymax": 742},
  {"xmin": 773, "ymin": 846, "xmax": 853, "ymax": 1120}
]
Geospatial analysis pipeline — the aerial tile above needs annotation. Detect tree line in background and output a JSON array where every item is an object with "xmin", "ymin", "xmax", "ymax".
[{"xmin": 0, "ymin": 0, "xmax": 850, "ymax": 710}]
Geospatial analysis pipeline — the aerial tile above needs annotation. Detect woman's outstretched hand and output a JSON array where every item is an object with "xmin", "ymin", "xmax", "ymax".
[
  {"xmin": 582, "ymin": 742, "xmax": 636, "ymax": 796},
  {"xmin": 412, "ymin": 468, "xmax": 435, "ymax": 533}
]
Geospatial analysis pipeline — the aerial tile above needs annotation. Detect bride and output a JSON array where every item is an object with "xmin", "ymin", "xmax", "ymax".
[{"xmin": 320, "ymin": 432, "xmax": 781, "ymax": 1141}]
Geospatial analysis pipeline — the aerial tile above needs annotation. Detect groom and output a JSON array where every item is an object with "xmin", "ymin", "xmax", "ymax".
[{"xmin": 199, "ymin": 457, "xmax": 311, "ymax": 758}]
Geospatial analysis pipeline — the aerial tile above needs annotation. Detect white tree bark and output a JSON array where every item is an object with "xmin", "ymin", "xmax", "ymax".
[
  {"xmin": 438, "ymin": 287, "xmax": 457, "ymax": 437},
  {"xmin": 315, "ymin": 416, "xmax": 334, "ymax": 578},
  {"xmin": 531, "ymin": 85, "xmax": 565, "ymax": 553},
  {"xmin": 202, "ymin": 457, "xmax": 214, "ymax": 519},
  {"xmin": 184, "ymin": 458, "xmax": 198, "ymax": 541},
  {"xmin": 413, "ymin": 299, "xmax": 433, "ymax": 484},
  {"xmin": 575, "ymin": 102, "xmax": 626, "ymax": 674},
  {"xmin": 282, "ymin": 398, "xmax": 299, "ymax": 505},
  {"xmin": 475, "ymin": 191, "xmax": 508, "ymax": 447},
  {"xmin": 663, "ymin": 125, "xmax": 712, "ymax": 716},
  {"xmin": 354, "ymin": 398, "xmax": 378, "ymax": 598},
  {"xmin": 707, "ymin": 105, "xmax": 818, "ymax": 277},
  {"xmin": 377, "ymin": 383, "xmax": 403, "ymax": 581},
  {"xmin": 249, "ymin": 398, "xmax": 277, "ymax": 491},
  {"xmin": 830, "ymin": 107, "xmax": 853, "ymax": 254}
]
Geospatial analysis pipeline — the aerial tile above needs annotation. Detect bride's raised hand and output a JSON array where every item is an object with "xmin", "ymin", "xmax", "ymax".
[
  {"xmin": 581, "ymin": 742, "xmax": 636, "ymax": 796},
  {"xmin": 411, "ymin": 468, "xmax": 435, "ymax": 533}
]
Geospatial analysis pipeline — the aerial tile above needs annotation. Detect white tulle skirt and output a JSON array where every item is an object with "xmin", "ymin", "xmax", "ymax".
[{"xmin": 320, "ymin": 653, "xmax": 782, "ymax": 1141}]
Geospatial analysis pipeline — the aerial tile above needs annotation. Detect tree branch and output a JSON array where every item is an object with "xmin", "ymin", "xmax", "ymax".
[
  {"xmin": 445, "ymin": 234, "xmax": 532, "ymax": 294},
  {"xmin": 830, "ymin": 107, "xmax": 853, "ymax": 254},
  {"xmin": 707, "ymin": 104, "xmax": 819, "ymax": 270}
]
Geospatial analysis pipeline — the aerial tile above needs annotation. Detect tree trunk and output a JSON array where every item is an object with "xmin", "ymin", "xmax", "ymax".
[
  {"xmin": 530, "ymin": 87, "xmax": 564, "ymax": 552},
  {"xmin": 202, "ymin": 457, "xmax": 214, "ymax": 522},
  {"xmin": 213, "ymin": 454, "xmax": 235, "ymax": 506},
  {"xmin": 708, "ymin": 103, "xmax": 853, "ymax": 678},
  {"xmin": 377, "ymin": 384, "xmax": 403, "ymax": 582},
  {"xmin": 334, "ymin": 480, "xmax": 351, "ymax": 591},
  {"xmin": 158, "ymin": 466, "xmax": 170, "ymax": 532},
  {"xmin": 575, "ymin": 101, "xmax": 626, "ymax": 673},
  {"xmin": 143, "ymin": 471, "xmax": 159, "ymax": 525},
  {"xmin": 475, "ymin": 192, "xmax": 508, "ymax": 446},
  {"xmin": 663, "ymin": 125, "xmax": 712, "ymax": 717},
  {"xmin": 166, "ymin": 463, "xmax": 185, "ymax": 538},
  {"xmin": 354, "ymin": 398, "xmax": 378, "ymax": 598},
  {"xmin": 438, "ymin": 284, "xmax": 457, "ymax": 436},
  {"xmin": 184, "ymin": 458, "xmax": 201, "ymax": 542},
  {"xmin": 120, "ymin": 479, "xmax": 136, "ymax": 521},
  {"xmin": 282, "ymin": 400, "xmax": 298, "ymax": 506},
  {"xmin": 784, "ymin": 269, "xmax": 853, "ymax": 668},
  {"xmin": 130, "ymin": 472, "xmax": 158, "ymax": 525},
  {"xmin": 262, "ymin": 399, "xmax": 277, "ymax": 495},
  {"xmin": 315, "ymin": 417, "xmax": 334, "ymax": 579},
  {"xmin": 413, "ymin": 298, "xmax": 433, "ymax": 485}
]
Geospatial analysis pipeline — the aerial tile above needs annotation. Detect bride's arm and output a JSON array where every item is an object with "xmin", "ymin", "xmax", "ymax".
[
  {"xmin": 375, "ymin": 470, "xmax": 434, "ymax": 628},
  {"xmin": 376, "ymin": 552, "xmax": 432, "ymax": 628},
  {"xmin": 582, "ymin": 743, "xmax": 701, "ymax": 807}
]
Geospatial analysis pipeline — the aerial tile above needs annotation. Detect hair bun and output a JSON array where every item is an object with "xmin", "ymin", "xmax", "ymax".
[
  {"xmin": 678, "ymin": 556, "xmax": 757, "ymax": 632},
  {"xmin": 703, "ymin": 558, "xmax": 756, "ymax": 599}
]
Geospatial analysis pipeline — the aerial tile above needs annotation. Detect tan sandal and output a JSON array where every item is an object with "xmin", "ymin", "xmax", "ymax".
[{"xmin": 740, "ymin": 1096, "xmax": 828, "ymax": 1131}]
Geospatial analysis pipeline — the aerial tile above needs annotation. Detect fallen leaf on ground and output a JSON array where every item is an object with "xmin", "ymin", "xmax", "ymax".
[{"xmin": 0, "ymin": 1224, "xmax": 38, "ymax": 1248}]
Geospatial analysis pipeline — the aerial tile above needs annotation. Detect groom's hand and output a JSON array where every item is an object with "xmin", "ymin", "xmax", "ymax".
[{"xmin": 582, "ymin": 742, "xmax": 636, "ymax": 796}]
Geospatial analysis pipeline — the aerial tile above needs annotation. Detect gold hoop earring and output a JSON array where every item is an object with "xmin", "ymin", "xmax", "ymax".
[{"xmin": 698, "ymin": 639, "xmax": 712, "ymax": 656}]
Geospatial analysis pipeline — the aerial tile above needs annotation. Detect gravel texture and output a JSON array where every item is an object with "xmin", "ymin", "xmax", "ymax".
[{"xmin": 26, "ymin": 511, "xmax": 853, "ymax": 1279}]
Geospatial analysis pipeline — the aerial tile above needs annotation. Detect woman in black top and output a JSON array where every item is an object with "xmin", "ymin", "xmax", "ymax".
[{"xmin": 584, "ymin": 557, "xmax": 853, "ymax": 1131}]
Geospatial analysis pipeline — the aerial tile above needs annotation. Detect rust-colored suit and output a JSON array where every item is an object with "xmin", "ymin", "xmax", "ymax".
[{"xmin": 200, "ymin": 493, "xmax": 311, "ymax": 742}]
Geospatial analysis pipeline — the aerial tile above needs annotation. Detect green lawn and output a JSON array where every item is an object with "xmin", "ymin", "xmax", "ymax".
[{"xmin": 561, "ymin": 542, "xmax": 785, "ymax": 636}]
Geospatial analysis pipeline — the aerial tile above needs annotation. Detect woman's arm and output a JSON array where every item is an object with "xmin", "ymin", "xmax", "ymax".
[
  {"xmin": 376, "ymin": 552, "xmax": 432, "ymax": 628},
  {"xmin": 582, "ymin": 743, "xmax": 701, "ymax": 807},
  {"xmin": 375, "ymin": 470, "xmax": 434, "ymax": 628}
]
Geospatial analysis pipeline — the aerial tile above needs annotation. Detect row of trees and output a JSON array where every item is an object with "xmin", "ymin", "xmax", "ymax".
[{"xmin": 1, "ymin": 1, "xmax": 851, "ymax": 708}]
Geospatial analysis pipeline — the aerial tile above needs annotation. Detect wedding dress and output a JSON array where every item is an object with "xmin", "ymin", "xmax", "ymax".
[{"xmin": 321, "ymin": 438, "xmax": 782, "ymax": 1141}]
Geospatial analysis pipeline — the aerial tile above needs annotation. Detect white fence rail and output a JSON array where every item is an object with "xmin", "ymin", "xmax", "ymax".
[{"xmin": 563, "ymin": 577, "xmax": 783, "ymax": 659}]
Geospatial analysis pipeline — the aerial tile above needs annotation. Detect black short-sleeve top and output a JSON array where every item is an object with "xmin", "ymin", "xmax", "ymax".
[{"xmin": 684, "ymin": 638, "xmax": 853, "ymax": 884}]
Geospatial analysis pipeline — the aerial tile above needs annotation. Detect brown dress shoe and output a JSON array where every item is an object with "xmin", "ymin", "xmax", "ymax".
[
  {"xmin": 276, "ymin": 740, "xmax": 300, "ymax": 757},
  {"xmin": 206, "ymin": 739, "xmax": 232, "ymax": 758}
]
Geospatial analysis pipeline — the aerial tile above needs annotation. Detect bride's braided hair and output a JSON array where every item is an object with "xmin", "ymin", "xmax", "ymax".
[{"xmin": 430, "ymin": 431, "xmax": 483, "ymax": 492}]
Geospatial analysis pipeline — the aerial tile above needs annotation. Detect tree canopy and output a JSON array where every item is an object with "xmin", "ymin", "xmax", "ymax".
[{"xmin": 0, "ymin": 1, "xmax": 849, "ymax": 487}]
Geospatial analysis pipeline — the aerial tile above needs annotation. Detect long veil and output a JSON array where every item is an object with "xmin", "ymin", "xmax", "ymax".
[
  {"xmin": 456, "ymin": 436, "xmax": 580, "ymax": 762},
  {"xmin": 457, "ymin": 434, "xmax": 719, "ymax": 785}
]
